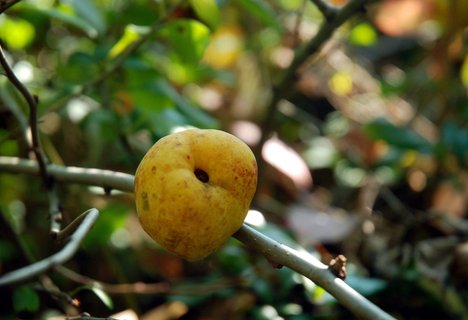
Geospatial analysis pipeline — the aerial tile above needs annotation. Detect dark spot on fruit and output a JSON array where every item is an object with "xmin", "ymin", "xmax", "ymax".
[
  {"xmin": 194, "ymin": 168, "xmax": 209, "ymax": 183},
  {"xmin": 186, "ymin": 154, "xmax": 191, "ymax": 160},
  {"xmin": 142, "ymin": 192, "xmax": 150, "ymax": 210},
  {"xmin": 151, "ymin": 166, "xmax": 157, "ymax": 173}
]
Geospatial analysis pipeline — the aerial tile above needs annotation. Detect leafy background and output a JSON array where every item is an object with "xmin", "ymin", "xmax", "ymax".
[{"xmin": 0, "ymin": 0, "xmax": 467, "ymax": 319}]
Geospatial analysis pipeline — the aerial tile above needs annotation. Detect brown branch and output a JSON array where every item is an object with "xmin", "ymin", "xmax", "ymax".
[
  {"xmin": 0, "ymin": 0, "xmax": 22, "ymax": 14},
  {"xmin": 55, "ymin": 265, "xmax": 242, "ymax": 296}
]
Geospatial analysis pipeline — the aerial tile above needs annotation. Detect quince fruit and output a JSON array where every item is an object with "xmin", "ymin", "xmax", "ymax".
[{"xmin": 134, "ymin": 129, "xmax": 257, "ymax": 260}]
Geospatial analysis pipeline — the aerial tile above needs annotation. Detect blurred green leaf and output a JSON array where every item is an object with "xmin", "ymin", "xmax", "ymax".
[
  {"xmin": 346, "ymin": 275, "xmax": 387, "ymax": 295},
  {"xmin": 349, "ymin": 23, "xmax": 378, "ymax": 47},
  {"xmin": 234, "ymin": 0, "xmax": 281, "ymax": 32},
  {"xmin": 60, "ymin": 52, "xmax": 100, "ymax": 84},
  {"xmin": 363, "ymin": 118, "xmax": 433, "ymax": 153},
  {"xmin": 23, "ymin": 4, "xmax": 99, "ymax": 37},
  {"xmin": 440, "ymin": 121, "xmax": 468, "ymax": 167},
  {"xmin": 82, "ymin": 204, "xmax": 129, "ymax": 248},
  {"xmin": 0, "ymin": 239, "xmax": 16, "ymax": 262},
  {"xmin": 0, "ymin": 17, "xmax": 35, "ymax": 49},
  {"xmin": 66, "ymin": 0, "xmax": 107, "ymax": 36},
  {"xmin": 190, "ymin": 0, "xmax": 220, "ymax": 29},
  {"xmin": 13, "ymin": 285, "xmax": 40, "ymax": 313},
  {"xmin": 160, "ymin": 19, "xmax": 211, "ymax": 66}
]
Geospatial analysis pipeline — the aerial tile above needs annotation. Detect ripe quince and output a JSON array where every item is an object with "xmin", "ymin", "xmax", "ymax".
[{"xmin": 134, "ymin": 129, "xmax": 257, "ymax": 260}]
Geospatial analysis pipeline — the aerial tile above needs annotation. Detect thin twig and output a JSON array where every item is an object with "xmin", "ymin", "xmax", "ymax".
[
  {"xmin": 0, "ymin": 156, "xmax": 395, "ymax": 319},
  {"xmin": 256, "ymin": 0, "xmax": 367, "ymax": 179},
  {"xmin": 0, "ymin": 208, "xmax": 99, "ymax": 286},
  {"xmin": 55, "ymin": 265, "xmax": 243, "ymax": 296},
  {"xmin": 0, "ymin": 0, "xmax": 22, "ymax": 14},
  {"xmin": 0, "ymin": 44, "xmax": 48, "ymax": 185},
  {"xmin": 0, "ymin": 44, "xmax": 63, "ymax": 232}
]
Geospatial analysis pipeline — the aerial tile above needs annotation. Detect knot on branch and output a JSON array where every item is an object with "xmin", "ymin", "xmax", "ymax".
[{"xmin": 328, "ymin": 254, "xmax": 347, "ymax": 280}]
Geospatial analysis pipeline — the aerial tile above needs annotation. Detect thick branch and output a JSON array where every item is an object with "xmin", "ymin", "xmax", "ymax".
[
  {"xmin": 0, "ymin": 208, "xmax": 99, "ymax": 286},
  {"xmin": 0, "ymin": 156, "xmax": 395, "ymax": 319}
]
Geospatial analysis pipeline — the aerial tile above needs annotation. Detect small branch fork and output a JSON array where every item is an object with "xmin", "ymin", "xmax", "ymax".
[
  {"xmin": 0, "ymin": 156, "xmax": 396, "ymax": 320},
  {"xmin": 0, "ymin": 208, "xmax": 99, "ymax": 286},
  {"xmin": 0, "ymin": 44, "xmax": 63, "ymax": 233},
  {"xmin": 256, "ymin": 0, "xmax": 368, "ymax": 177}
]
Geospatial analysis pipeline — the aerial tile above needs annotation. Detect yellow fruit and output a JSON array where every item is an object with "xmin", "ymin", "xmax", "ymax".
[{"xmin": 134, "ymin": 129, "xmax": 257, "ymax": 260}]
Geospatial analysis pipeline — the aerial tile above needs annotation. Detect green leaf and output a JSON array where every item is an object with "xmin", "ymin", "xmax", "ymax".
[
  {"xmin": 13, "ymin": 285, "xmax": 40, "ymax": 313},
  {"xmin": 66, "ymin": 0, "xmax": 107, "ymax": 35},
  {"xmin": 346, "ymin": 275, "xmax": 387, "ymax": 295},
  {"xmin": 73, "ymin": 286, "xmax": 114, "ymax": 309},
  {"xmin": 90, "ymin": 287, "xmax": 114, "ymax": 309},
  {"xmin": 440, "ymin": 121, "xmax": 468, "ymax": 167},
  {"xmin": 59, "ymin": 52, "xmax": 100, "ymax": 84},
  {"xmin": 82, "ymin": 204, "xmax": 129, "ymax": 248},
  {"xmin": 349, "ymin": 23, "xmax": 378, "ymax": 47},
  {"xmin": 190, "ymin": 0, "xmax": 220, "ymax": 29},
  {"xmin": 234, "ymin": 0, "xmax": 281, "ymax": 32},
  {"xmin": 23, "ymin": 4, "xmax": 99, "ymax": 37},
  {"xmin": 0, "ymin": 17, "xmax": 35, "ymax": 49},
  {"xmin": 159, "ymin": 19, "xmax": 211, "ymax": 66},
  {"xmin": 363, "ymin": 118, "xmax": 433, "ymax": 152}
]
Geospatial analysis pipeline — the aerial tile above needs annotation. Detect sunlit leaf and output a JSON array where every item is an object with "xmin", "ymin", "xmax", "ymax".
[
  {"xmin": 108, "ymin": 25, "xmax": 147, "ymax": 59},
  {"xmin": 363, "ymin": 118, "xmax": 433, "ymax": 153},
  {"xmin": 159, "ymin": 19, "xmax": 211, "ymax": 66},
  {"xmin": 349, "ymin": 23, "xmax": 377, "ymax": 47},
  {"xmin": 13, "ymin": 285, "xmax": 40, "ymax": 313},
  {"xmin": 0, "ymin": 17, "xmax": 35, "ymax": 49},
  {"xmin": 461, "ymin": 54, "xmax": 468, "ymax": 91},
  {"xmin": 90, "ymin": 287, "xmax": 114, "ymax": 309},
  {"xmin": 189, "ymin": 0, "xmax": 220, "ymax": 29}
]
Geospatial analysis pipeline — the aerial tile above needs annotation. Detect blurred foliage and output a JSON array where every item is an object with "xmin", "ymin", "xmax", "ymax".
[{"xmin": 0, "ymin": 0, "xmax": 467, "ymax": 319}]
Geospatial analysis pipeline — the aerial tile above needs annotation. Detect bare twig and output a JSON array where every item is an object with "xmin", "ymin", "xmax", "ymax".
[
  {"xmin": 0, "ymin": 156, "xmax": 395, "ymax": 319},
  {"xmin": 0, "ymin": 44, "xmax": 63, "ymax": 232},
  {"xmin": 55, "ymin": 265, "xmax": 243, "ymax": 296},
  {"xmin": 0, "ymin": 208, "xmax": 99, "ymax": 286},
  {"xmin": 256, "ymin": 0, "xmax": 368, "ymax": 182},
  {"xmin": 0, "ymin": 45, "xmax": 48, "ymax": 185},
  {"xmin": 0, "ymin": 0, "xmax": 22, "ymax": 14}
]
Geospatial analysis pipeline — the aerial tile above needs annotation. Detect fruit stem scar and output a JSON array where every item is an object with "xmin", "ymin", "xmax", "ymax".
[{"xmin": 194, "ymin": 168, "xmax": 209, "ymax": 183}]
